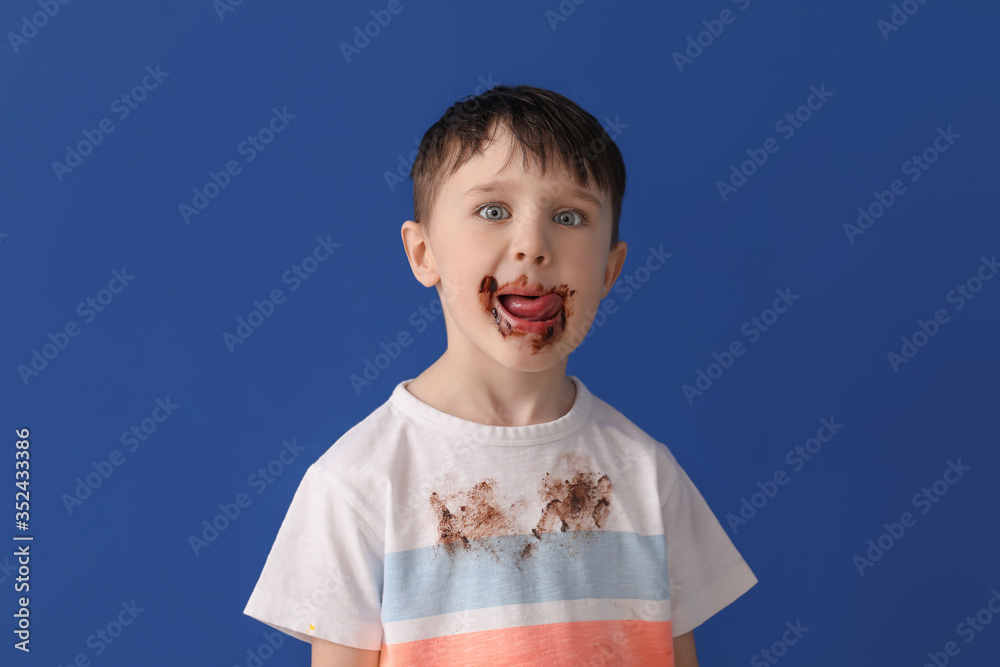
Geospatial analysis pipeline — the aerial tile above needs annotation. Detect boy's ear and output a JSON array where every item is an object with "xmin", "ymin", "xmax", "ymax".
[
  {"xmin": 400, "ymin": 219, "xmax": 440, "ymax": 288},
  {"xmin": 602, "ymin": 241, "xmax": 628, "ymax": 299}
]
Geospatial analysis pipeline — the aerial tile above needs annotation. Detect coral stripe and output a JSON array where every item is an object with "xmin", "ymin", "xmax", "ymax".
[{"xmin": 379, "ymin": 619, "xmax": 673, "ymax": 666}]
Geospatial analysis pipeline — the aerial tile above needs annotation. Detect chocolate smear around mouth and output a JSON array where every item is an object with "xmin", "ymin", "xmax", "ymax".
[{"xmin": 478, "ymin": 274, "xmax": 576, "ymax": 353}]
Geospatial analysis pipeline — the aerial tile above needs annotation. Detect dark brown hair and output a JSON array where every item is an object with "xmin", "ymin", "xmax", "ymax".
[{"xmin": 408, "ymin": 84, "xmax": 626, "ymax": 249}]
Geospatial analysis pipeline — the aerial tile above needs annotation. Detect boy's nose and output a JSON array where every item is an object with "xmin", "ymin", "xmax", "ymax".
[
  {"xmin": 510, "ymin": 219, "xmax": 552, "ymax": 266},
  {"xmin": 515, "ymin": 249, "xmax": 547, "ymax": 265}
]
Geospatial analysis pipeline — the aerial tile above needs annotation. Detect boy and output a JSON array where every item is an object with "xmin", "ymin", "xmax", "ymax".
[{"xmin": 244, "ymin": 84, "xmax": 757, "ymax": 666}]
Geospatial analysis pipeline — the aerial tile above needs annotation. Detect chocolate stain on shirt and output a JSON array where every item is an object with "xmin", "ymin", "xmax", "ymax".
[
  {"xmin": 533, "ymin": 470, "xmax": 613, "ymax": 535},
  {"xmin": 430, "ymin": 458, "xmax": 614, "ymax": 566},
  {"xmin": 430, "ymin": 479, "xmax": 527, "ymax": 563},
  {"xmin": 478, "ymin": 274, "xmax": 576, "ymax": 354}
]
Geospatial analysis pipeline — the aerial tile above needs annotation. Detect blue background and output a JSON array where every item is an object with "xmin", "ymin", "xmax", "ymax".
[{"xmin": 2, "ymin": 0, "xmax": 998, "ymax": 664}]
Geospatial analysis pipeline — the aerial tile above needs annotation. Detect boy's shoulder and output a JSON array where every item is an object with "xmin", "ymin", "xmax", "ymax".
[
  {"xmin": 310, "ymin": 387, "xmax": 403, "ymax": 477},
  {"xmin": 588, "ymin": 388, "xmax": 660, "ymax": 438},
  {"xmin": 588, "ymin": 386, "xmax": 681, "ymax": 459}
]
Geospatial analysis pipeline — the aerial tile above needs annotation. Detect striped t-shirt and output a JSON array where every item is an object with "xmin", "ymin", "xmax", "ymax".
[{"xmin": 244, "ymin": 375, "xmax": 757, "ymax": 665}]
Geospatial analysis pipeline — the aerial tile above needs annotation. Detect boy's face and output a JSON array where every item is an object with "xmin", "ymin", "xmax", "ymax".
[{"xmin": 401, "ymin": 122, "xmax": 627, "ymax": 373}]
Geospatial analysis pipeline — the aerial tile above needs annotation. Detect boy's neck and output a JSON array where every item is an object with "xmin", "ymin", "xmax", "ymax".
[{"xmin": 403, "ymin": 353, "xmax": 577, "ymax": 428}]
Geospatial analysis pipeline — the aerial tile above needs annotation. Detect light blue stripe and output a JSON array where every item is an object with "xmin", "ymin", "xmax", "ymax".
[{"xmin": 382, "ymin": 530, "xmax": 668, "ymax": 623}]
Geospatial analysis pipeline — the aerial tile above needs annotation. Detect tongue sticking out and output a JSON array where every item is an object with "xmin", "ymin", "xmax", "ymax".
[{"xmin": 499, "ymin": 293, "xmax": 563, "ymax": 322}]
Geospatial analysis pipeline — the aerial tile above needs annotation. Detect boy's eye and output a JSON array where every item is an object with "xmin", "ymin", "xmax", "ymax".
[
  {"xmin": 553, "ymin": 210, "xmax": 584, "ymax": 227},
  {"xmin": 475, "ymin": 203, "xmax": 586, "ymax": 227},
  {"xmin": 478, "ymin": 203, "xmax": 509, "ymax": 221}
]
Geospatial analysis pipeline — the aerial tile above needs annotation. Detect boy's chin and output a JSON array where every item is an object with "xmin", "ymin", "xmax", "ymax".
[{"xmin": 489, "ymin": 345, "xmax": 571, "ymax": 373}]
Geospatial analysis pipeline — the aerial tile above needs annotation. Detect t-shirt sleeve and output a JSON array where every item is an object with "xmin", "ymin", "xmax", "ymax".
[
  {"xmin": 243, "ymin": 463, "xmax": 385, "ymax": 650},
  {"xmin": 660, "ymin": 450, "xmax": 758, "ymax": 637}
]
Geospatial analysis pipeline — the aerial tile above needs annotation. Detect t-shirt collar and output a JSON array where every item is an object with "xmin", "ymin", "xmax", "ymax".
[{"xmin": 390, "ymin": 375, "xmax": 592, "ymax": 446}]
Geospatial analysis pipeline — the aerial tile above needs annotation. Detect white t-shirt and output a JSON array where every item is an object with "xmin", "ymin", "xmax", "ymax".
[{"xmin": 243, "ymin": 375, "xmax": 757, "ymax": 665}]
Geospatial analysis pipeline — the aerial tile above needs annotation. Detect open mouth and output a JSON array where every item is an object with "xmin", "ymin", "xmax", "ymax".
[
  {"xmin": 478, "ymin": 275, "xmax": 575, "ymax": 344},
  {"xmin": 494, "ymin": 292, "xmax": 564, "ymax": 335},
  {"xmin": 498, "ymin": 294, "xmax": 563, "ymax": 321}
]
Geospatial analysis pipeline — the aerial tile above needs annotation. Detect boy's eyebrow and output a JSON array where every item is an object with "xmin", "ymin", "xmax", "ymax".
[{"xmin": 461, "ymin": 180, "xmax": 604, "ymax": 212}]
